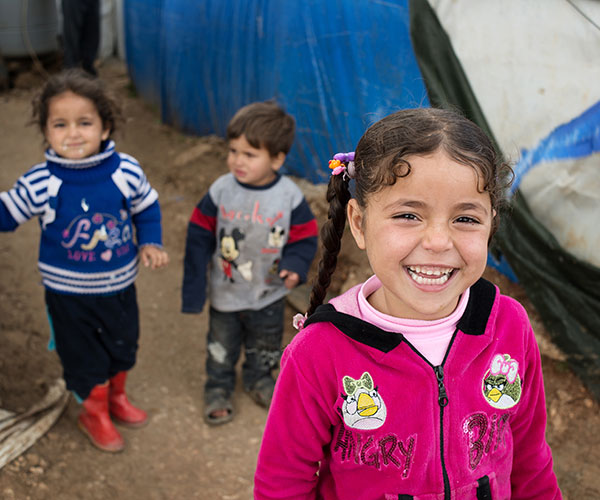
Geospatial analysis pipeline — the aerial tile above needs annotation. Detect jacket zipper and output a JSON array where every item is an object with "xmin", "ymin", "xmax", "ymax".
[
  {"xmin": 434, "ymin": 364, "xmax": 451, "ymax": 500},
  {"xmin": 402, "ymin": 330, "xmax": 458, "ymax": 500}
]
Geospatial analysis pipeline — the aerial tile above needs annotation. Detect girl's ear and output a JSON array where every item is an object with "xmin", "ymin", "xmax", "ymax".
[
  {"xmin": 101, "ymin": 128, "xmax": 110, "ymax": 141},
  {"xmin": 347, "ymin": 199, "xmax": 366, "ymax": 250}
]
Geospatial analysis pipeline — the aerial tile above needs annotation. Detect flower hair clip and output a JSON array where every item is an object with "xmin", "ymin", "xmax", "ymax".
[
  {"xmin": 328, "ymin": 151, "xmax": 356, "ymax": 180},
  {"xmin": 292, "ymin": 313, "xmax": 307, "ymax": 330}
]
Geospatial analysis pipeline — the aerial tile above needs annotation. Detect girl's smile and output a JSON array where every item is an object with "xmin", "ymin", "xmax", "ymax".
[
  {"xmin": 406, "ymin": 265, "xmax": 454, "ymax": 286},
  {"xmin": 44, "ymin": 91, "xmax": 109, "ymax": 160},
  {"xmin": 348, "ymin": 150, "xmax": 494, "ymax": 320}
]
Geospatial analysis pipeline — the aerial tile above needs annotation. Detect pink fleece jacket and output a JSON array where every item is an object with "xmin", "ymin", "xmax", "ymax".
[{"xmin": 254, "ymin": 278, "xmax": 561, "ymax": 500}]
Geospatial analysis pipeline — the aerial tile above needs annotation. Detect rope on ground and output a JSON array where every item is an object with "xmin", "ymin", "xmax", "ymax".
[{"xmin": 0, "ymin": 378, "xmax": 69, "ymax": 470}]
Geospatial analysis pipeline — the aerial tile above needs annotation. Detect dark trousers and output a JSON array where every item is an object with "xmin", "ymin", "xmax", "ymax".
[
  {"xmin": 205, "ymin": 298, "xmax": 285, "ymax": 397},
  {"xmin": 62, "ymin": 0, "xmax": 100, "ymax": 75},
  {"xmin": 45, "ymin": 285, "xmax": 140, "ymax": 400}
]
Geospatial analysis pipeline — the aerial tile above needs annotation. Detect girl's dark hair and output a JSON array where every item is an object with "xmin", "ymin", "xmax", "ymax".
[
  {"xmin": 31, "ymin": 69, "xmax": 122, "ymax": 137},
  {"xmin": 307, "ymin": 107, "xmax": 513, "ymax": 316}
]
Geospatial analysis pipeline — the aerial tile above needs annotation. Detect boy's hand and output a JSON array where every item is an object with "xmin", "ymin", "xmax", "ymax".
[
  {"xmin": 279, "ymin": 269, "xmax": 300, "ymax": 289},
  {"xmin": 140, "ymin": 245, "xmax": 169, "ymax": 269}
]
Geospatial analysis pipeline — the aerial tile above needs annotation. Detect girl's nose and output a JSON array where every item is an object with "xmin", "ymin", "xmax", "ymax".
[{"xmin": 422, "ymin": 223, "xmax": 453, "ymax": 252}]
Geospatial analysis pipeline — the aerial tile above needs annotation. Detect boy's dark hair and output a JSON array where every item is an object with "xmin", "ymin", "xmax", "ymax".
[
  {"xmin": 32, "ymin": 69, "xmax": 122, "ymax": 137},
  {"xmin": 307, "ymin": 107, "xmax": 514, "ymax": 316},
  {"xmin": 226, "ymin": 101, "xmax": 295, "ymax": 157}
]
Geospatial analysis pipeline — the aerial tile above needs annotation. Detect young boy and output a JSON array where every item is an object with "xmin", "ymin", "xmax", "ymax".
[{"xmin": 182, "ymin": 101, "xmax": 318, "ymax": 425}]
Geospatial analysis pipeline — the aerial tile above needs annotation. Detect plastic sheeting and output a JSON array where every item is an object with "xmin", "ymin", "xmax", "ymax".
[
  {"xmin": 124, "ymin": 0, "xmax": 429, "ymax": 183},
  {"xmin": 518, "ymin": 102, "xmax": 600, "ymax": 268},
  {"xmin": 428, "ymin": 0, "xmax": 600, "ymax": 162}
]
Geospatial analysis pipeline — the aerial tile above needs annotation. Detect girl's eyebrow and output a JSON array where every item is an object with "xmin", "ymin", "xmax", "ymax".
[
  {"xmin": 384, "ymin": 199, "xmax": 425, "ymax": 210},
  {"xmin": 384, "ymin": 199, "xmax": 489, "ymax": 215},
  {"xmin": 455, "ymin": 202, "xmax": 490, "ymax": 215}
]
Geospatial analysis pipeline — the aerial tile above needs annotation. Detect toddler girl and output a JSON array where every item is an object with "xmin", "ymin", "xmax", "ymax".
[
  {"xmin": 254, "ymin": 108, "xmax": 561, "ymax": 498},
  {"xmin": 0, "ymin": 69, "xmax": 169, "ymax": 452}
]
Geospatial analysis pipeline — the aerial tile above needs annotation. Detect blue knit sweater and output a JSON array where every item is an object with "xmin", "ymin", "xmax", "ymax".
[{"xmin": 0, "ymin": 141, "xmax": 163, "ymax": 295}]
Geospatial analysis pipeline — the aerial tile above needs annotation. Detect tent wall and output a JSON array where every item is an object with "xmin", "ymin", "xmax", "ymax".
[
  {"xmin": 124, "ymin": 0, "xmax": 428, "ymax": 183},
  {"xmin": 429, "ymin": 0, "xmax": 600, "ymax": 161}
]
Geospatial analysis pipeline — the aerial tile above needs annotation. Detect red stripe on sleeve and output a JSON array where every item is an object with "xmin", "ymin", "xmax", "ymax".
[
  {"xmin": 287, "ymin": 219, "xmax": 318, "ymax": 244},
  {"xmin": 190, "ymin": 207, "xmax": 216, "ymax": 233}
]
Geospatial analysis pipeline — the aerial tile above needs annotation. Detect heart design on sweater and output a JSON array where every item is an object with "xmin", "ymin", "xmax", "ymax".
[{"xmin": 101, "ymin": 249, "xmax": 112, "ymax": 261}]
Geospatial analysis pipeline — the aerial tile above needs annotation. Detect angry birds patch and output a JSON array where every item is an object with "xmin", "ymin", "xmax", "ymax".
[
  {"xmin": 482, "ymin": 354, "xmax": 522, "ymax": 409},
  {"xmin": 341, "ymin": 372, "xmax": 387, "ymax": 430}
]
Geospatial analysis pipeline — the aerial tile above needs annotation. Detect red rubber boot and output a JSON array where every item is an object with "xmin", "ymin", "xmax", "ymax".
[
  {"xmin": 108, "ymin": 371, "xmax": 148, "ymax": 427},
  {"xmin": 78, "ymin": 383, "xmax": 124, "ymax": 452}
]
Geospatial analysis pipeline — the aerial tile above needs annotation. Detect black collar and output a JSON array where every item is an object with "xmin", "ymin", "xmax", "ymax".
[{"xmin": 303, "ymin": 278, "xmax": 496, "ymax": 353}]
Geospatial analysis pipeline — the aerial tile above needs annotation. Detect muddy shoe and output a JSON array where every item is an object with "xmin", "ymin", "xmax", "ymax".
[
  {"xmin": 247, "ymin": 378, "xmax": 275, "ymax": 409},
  {"xmin": 203, "ymin": 389, "xmax": 234, "ymax": 426}
]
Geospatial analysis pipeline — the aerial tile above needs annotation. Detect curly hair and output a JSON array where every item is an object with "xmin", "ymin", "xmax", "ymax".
[
  {"xmin": 306, "ymin": 107, "xmax": 513, "ymax": 316},
  {"xmin": 31, "ymin": 69, "xmax": 122, "ymax": 138}
]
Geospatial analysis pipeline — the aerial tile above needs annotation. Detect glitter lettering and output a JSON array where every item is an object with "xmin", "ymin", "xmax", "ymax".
[{"xmin": 333, "ymin": 428, "xmax": 415, "ymax": 477}]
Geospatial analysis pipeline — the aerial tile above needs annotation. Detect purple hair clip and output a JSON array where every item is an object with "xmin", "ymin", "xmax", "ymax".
[
  {"xmin": 328, "ymin": 151, "xmax": 356, "ymax": 179},
  {"xmin": 333, "ymin": 152, "xmax": 355, "ymax": 163}
]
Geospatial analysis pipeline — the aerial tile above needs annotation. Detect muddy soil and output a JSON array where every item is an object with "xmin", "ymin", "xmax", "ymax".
[{"xmin": 0, "ymin": 59, "xmax": 598, "ymax": 499}]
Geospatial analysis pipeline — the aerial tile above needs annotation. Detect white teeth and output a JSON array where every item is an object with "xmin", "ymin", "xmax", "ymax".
[
  {"xmin": 407, "ymin": 266, "xmax": 453, "ymax": 285},
  {"xmin": 408, "ymin": 266, "xmax": 452, "ymax": 276}
]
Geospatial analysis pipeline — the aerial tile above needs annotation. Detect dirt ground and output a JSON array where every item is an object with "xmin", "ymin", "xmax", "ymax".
[{"xmin": 0, "ymin": 59, "xmax": 598, "ymax": 499}]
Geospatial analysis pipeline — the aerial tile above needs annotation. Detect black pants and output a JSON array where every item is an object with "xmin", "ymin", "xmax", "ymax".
[
  {"xmin": 205, "ymin": 298, "xmax": 285, "ymax": 397},
  {"xmin": 45, "ymin": 285, "xmax": 140, "ymax": 400},
  {"xmin": 62, "ymin": 0, "xmax": 100, "ymax": 75}
]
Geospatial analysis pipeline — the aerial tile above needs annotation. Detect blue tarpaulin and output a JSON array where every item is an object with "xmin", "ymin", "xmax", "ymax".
[{"xmin": 124, "ymin": 0, "xmax": 428, "ymax": 183}]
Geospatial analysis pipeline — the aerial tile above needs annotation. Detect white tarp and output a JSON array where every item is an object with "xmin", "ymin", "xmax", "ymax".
[{"xmin": 429, "ymin": 0, "xmax": 600, "ymax": 267}]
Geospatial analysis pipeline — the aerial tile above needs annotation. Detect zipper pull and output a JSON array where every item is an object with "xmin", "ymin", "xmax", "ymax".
[{"xmin": 435, "ymin": 365, "xmax": 449, "ymax": 407}]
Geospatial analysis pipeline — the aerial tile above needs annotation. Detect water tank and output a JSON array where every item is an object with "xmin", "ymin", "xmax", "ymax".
[{"xmin": 0, "ymin": 0, "xmax": 59, "ymax": 57}]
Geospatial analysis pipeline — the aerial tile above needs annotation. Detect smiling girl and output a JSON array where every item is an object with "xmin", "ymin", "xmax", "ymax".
[
  {"xmin": 0, "ymin": 69, "xmax": 168, "ymax": 452},
  {"xmin": 254, "ymin": 108, "xmax": 562, "ymax": 499}
]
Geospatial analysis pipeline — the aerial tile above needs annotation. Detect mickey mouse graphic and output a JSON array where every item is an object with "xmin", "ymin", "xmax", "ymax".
[
  {"xmin": 219, "ymin": 227, "xmax": 253, "ymax": 282},
  {"xmin": 268, "ymin": 225, "xmax": 286, "ymax": 248}
]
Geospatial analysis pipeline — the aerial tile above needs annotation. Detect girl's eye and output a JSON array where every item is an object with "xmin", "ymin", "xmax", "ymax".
[
  {"xmin": 455, "ymin": 216, "xmax": 480, "ymax": 225},
  {"xmin": 53, "ymin": 123, "xmax": 65, "ymax": 128},
  {"xmin": 393, "ymin": 213, "xmax": 418, "ymax": 221}
]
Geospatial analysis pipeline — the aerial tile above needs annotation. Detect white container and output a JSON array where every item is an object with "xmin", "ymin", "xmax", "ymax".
[{"xmin": 0, "ymin": 0, "xmax": 59, "ymax": 57}]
